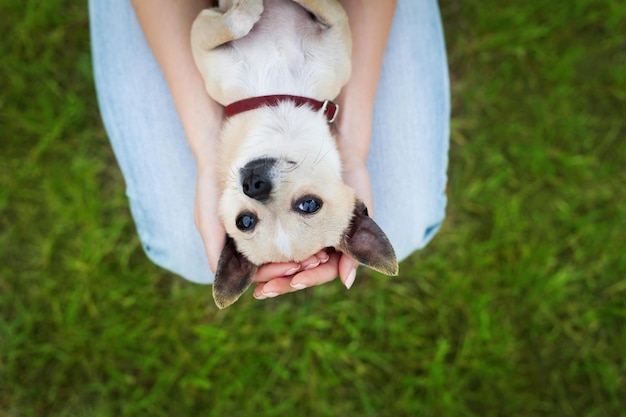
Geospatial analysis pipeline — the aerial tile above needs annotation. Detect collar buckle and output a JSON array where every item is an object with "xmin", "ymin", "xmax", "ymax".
[{"xmin": 321, "ymin": 100, "xmax": 339, "ymax": 124}]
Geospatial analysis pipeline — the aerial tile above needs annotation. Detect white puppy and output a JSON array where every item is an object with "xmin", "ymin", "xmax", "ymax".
[{"xmin": 191, "ymin": 0, "xmax": 398, "ymax": 308}]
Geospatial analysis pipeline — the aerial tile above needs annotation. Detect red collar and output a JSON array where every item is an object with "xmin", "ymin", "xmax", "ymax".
[{"xmin": 225, "ymin": 95, "xmax": 339, "ymax": 123}]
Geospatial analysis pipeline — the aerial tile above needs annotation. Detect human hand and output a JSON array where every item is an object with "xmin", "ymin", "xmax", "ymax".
[{"xmin": 194, "ymin": 167, "xmax": 226, "ymax": 274}]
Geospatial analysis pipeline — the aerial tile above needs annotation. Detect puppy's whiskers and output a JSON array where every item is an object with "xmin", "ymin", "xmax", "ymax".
[{"xmin": 313, "ymin": 144, "xmax": 333, "ymax": 167}]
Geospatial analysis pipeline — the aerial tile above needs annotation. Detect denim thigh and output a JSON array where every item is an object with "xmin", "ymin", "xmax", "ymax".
[{"xmin": 89, "ymin": 0, "xmax": 450, "ymax": 283}]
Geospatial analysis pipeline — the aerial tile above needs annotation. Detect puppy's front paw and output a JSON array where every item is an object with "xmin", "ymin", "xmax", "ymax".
[{"xmin": 228, "ymin": 0, "xmax": 264, "ymax": 39}]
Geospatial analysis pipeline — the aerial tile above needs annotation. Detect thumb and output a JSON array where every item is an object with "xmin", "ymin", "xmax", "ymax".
[
  {"xmin": 194, "ymin": 202, "xmax": 226, "ymax": 273},
  {"xmin": 338, "ymin": 253, "xmax": 359, "ymax": 290},
  {"xmin": 204, "ymin": 228, "xmax": 226, "ymax": 274}
]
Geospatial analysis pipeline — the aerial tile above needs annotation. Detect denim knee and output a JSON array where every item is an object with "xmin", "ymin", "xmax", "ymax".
[
  {"xmin": 380, "ymin": 191, "xmax": 447, "ymax": 264},
  {"xmin": 129, "ymin": 196, "xmax": 215, "ymax": 285}
]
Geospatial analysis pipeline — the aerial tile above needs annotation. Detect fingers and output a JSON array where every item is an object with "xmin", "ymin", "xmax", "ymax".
[
  {"xmin": 344, "ymin": 164, "xmax": 373, "ymax": 216},
  {"xmin": 193, "ymin": 172, "xmax": 226, "ymax": 273},
  {"xmin": 252, "ymin": 251, "xmax": 361, "ymax": 300},
  {"xmin": 253, "ymin": 262, "xmax": 301, "ymax": 283},
  {"xmin": 336, "ymin": 152, "xmax": 374, "ymax": 216},
  {"xmin": 195, "ymin": 212, "xmax": 225, "ymax": 274},
  {"xmin": 299, "ymin": 250, "xmax": 331, "ymax": 271},
  {"xmin": 252, "ymin": 249, "xmax": 330, "ymax": 283},
  {"xmin": 253, "ymin": 278, "xmax": 294, "ymax": 299},
  {"xmin": 205, "ymin": 229, "xmax": 225, "ymax": 274},
  {"xmin": 253, "ymin": 252, "xmax": 340, "ymax": 300},
  {"xmin": 289, "ymin": 251, "xmax": 340, "ymax": 289},
  {"xmin": 338, "ymin": 253, "xmax": 359, "ymax": 289}
]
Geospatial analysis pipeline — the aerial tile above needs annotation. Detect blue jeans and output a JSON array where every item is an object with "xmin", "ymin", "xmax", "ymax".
[{"xmin": 89, "ymin": 0, "xmax": 450, "ymax": 284}]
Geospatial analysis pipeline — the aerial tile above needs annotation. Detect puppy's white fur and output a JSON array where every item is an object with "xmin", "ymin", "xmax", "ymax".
[
  {"xmin": 217, "ymin": 103, "xmax": 356, "ymax": 265},
  {"xmin": 194, "ymin": 0, "xmax": 351, "ymax": 104},
  {"xmin": 192, "ymin": 0, "xmax": 397, "ymax": 308},
  {"xmin": 192, "ymin": 0, "xmax": 354, "ymax": 265}
]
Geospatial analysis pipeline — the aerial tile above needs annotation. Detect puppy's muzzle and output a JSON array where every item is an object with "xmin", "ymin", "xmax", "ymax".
[{"xmin": 240, "ymin": 158, "xmax": 276, "ymax": 201}]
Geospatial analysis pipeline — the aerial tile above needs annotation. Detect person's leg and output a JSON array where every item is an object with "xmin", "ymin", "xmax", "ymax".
[
  {"xmin": 89, "ymin": 0, "xmax": 213, "ymax": 283},
  {"xmin": 368, "ymin": 0, "xmax": 450, "ymax": 262},
  {"xmin": 89, "ymin": 0, "xmax": 448, "ymax": 282}
]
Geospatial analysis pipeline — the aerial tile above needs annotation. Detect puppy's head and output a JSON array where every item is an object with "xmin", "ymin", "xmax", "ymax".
[{"xmin": 212, "ymin": 106, "xmax": 398, "ymax": 308}]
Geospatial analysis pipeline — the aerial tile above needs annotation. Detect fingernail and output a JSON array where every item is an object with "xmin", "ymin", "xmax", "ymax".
[
  {"xmin": 284, "ymin": 266, "xmax": 300, "ymax": 276},
  {"xmin": 262, "ymin": 291, "xmax": 280, "ymax": 298},
  {"xmin": 345, "ymin": 268, "xmax": 356, "ymax": 290},
  {"xmin": 303, "ymin": 261, "xmax": 320, "ymax": 271},
  {"xmin": 254, "ymin": 292, "xmax": 267, "ymax": 300},
  {"xmin": 319, "ymin": 253, "xmax": 330, "ymax": 263},
  {"xmin": 290, "ymin": 282, "xmax": 307, "ymax": 290}
]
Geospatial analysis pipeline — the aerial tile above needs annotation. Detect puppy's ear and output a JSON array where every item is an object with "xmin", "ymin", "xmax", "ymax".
[
  {"xmin": 339, "ymin": 201, "xmax": 399, "ymax": 276},
  {"xmin": 213, "ymin": 236, "xmax": 257, "ymax": 309}
]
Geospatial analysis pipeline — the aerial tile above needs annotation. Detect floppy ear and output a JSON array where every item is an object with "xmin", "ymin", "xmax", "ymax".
[
  {"xmin": 339, "ymin": 201, "xmax": 399, "ymax": 276},
  {"xmin": 213, "ymin": 236, "xmax": 257, "ymax": 309}
]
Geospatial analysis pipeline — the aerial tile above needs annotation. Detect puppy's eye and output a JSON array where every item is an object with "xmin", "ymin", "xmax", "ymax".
[
  {"xmin": 236, "ymin": 212, "xmax": 257, "ymax": 231},
  {"xmin": 294, "ymin": 196, "xmax": 322, "ymax": 214}
]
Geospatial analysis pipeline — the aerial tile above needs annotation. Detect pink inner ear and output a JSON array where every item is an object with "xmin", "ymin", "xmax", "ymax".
[
  {"xmin": 340, "ymin": 201, "xmax": 399, "ymax": 276},
  {"xmin": 213, "ymin": 237, "xmax": 257, "ymax": 308}
]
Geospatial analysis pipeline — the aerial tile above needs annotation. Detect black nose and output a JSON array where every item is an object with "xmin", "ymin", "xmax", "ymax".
[{"xmin": 240, "ymin": 158, "xmax": 276, "ymax": 201}]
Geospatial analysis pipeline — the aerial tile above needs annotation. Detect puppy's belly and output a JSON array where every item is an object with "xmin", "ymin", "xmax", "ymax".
[{"xmin": 206, "ymin": 0, "xmax": 342, "ymax": 103}]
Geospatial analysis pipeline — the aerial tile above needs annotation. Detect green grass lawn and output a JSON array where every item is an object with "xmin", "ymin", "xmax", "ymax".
[{"xmin": 1, "ymin": 1, "xmax": 625, "ymax": 416}]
